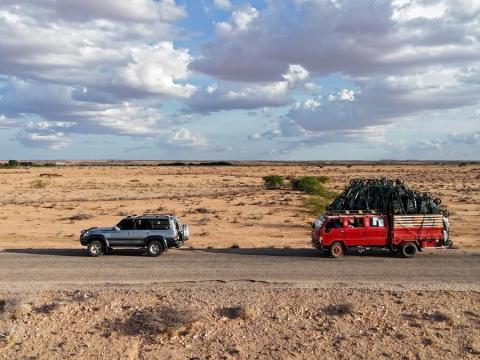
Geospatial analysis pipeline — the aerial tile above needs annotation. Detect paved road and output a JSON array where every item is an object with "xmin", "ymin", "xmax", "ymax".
[{"xmin": 0, "ymin": 247, "xmax": 479, "ymax": 291}]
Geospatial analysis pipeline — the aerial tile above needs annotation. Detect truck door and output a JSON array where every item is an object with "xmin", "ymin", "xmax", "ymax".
[
  {"xmin": 365, "ymin": 216, "xmax": 388, "ymax": 246},
  {"xmin": 323, "ymin": 218, "xmax": 344, "ymax": 246},
  {"xmin": 344, "ymin": 216, "xmax": 367, "ymax": 246}
]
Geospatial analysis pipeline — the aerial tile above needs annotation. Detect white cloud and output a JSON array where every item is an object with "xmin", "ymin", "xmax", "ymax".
[
  {"xmin": 213, "ymin": 0, "xmax": 232, "ymax": 10},
  {"xmin": 185, "ymin": 64, "xmax": 312, "ymax": 113},
  {"xmin": 16, "ymin": 130, "xmax": 71, "ymax": 150}
]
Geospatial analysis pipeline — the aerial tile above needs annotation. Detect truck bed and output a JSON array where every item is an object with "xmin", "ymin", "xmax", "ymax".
[{"xmin": 393, "ymin": 214, "xmax": 445, "ymax": 247}]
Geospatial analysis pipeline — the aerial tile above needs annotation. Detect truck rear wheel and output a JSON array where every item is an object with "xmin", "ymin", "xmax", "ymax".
[
  {"xmin": 399, "ymin": 242, "xmax": 418, "ymax": 258},
  {"xmin": 329, "ymin": 242, "xmax": 344, "ymax": 258}
]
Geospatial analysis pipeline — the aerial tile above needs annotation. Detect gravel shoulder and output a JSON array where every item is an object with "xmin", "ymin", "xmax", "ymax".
[{"xmin": 1, "ymin": 284, "xmax": 479, "ymax": 359}]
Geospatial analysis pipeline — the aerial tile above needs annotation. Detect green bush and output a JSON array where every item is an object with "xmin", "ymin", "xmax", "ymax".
[
  {"xmin": 262, "ymin": 175, "xmax": 284, "ymax": 190},
  {"xmin": 304, "ymin": 196, "xmax": 332, "ymax": 214},
  {"xmin": 8, "ymin": 160, "xmax": 19, "ymax": 167},
  {"xmin": 290, "ymin": 176, "xmax": 329, "ymax": 196}
]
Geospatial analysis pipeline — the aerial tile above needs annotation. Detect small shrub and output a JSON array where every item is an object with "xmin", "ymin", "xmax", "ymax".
[
  {"xmin": 323, "ymin": 303, "xmax": 354, "ymax": 316},
  {"xmin": 290, "ymin": 176, "xmax": 329, "ymax": 195},
  {"xmin": 113, "ymin": 305, "xmax": 199, "ymax": 339},
  {"xmin": 218, "ymin": 306, "xmax": 250, "ymax": 320},
  {"xmin": 263, "ymin": 175, "xmax": 284, "ymax": 190},
  {"xmin": 425, "ymin": 311, "xmax": 453, "ymax": 323}
]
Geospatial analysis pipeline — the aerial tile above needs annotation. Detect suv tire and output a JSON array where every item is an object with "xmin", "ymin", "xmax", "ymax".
[
  {"xmin": 88, "ymin": 240, "xmax": 104, "ymax": 257},
  {"xmin": 329, "ymin": 242, "xmax": 344, "ymax": 258},
  {"xmin": 147, "ymin": 240, "xmax": 163, "ymax": 257},
  {"xmin": 399, "ymin": 242, "xmax": 418, "ymax": 258}
]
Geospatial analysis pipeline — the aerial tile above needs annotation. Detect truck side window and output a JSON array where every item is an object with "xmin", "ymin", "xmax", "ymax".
[
  {"xmin": 349, "ymin": 217, "xmax": 364, "ymax": 227},
  {"xmin": 369, "ymin": 217, "xmax": 384, "ymax": 227},
  {"xmin": 326, "ymin": 219, "xmax": 342, "ymax": 233}
]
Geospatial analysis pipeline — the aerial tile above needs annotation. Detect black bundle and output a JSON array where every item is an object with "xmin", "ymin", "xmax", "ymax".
[{"xmin": 327, "ymin": 178, "xmax": 447, "ymax": 216}]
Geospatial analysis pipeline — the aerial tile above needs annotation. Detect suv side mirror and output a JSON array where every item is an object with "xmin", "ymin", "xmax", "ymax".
[{"xmin": 115, "ymin": 226, "xmax": 120, "ymax": 231}]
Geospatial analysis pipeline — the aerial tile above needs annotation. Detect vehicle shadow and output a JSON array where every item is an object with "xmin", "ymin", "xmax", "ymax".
[{"xmin": 1, "ymin": 248, "xmax": 147, "ymax": 257}]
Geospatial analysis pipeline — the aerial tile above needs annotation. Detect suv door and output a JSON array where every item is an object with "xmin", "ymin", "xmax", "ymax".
[
  {"xmin": 134, "ymin": 219, "xmax": 152, "ymax": 246},
  {"xmin": 110, "ymin": 219, "xmax": 136, "ymax": 246}
]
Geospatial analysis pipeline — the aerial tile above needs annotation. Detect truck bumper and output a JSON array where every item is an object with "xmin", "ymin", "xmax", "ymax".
[{"xmin": 311, "ymin": 236, "xmax": 322, "ymax": 249}]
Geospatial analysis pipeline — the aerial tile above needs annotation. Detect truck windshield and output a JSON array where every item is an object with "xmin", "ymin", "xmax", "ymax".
[{"xmin": 313, "ymin": 215, "xmax": 326, "ymax": 229}]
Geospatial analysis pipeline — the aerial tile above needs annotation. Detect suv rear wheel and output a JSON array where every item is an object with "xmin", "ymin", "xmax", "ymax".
[
  {"xmin": 329, "ymin": 242, "xmax": 345, "ymax": 258},
  {"xmin": 88, "ymin": 240, "xmax": 104, "ymax": 257},
  {"xmin": 399, "ymin": 242, "xmax": 418, "ymax": 258},
  {"xmin": 147, "ymin": 240, "xmax": 163, "ymax": 257}
]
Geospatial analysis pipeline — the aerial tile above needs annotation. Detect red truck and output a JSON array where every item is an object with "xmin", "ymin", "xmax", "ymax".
[{"xmin": 311, "ymin": 212, "xmax": 451, "ymax": 258}]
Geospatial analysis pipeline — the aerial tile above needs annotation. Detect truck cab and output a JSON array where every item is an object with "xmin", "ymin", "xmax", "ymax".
[{"xmin": 312, "ymin": 213, "xmax": 449, "ymax": 258}]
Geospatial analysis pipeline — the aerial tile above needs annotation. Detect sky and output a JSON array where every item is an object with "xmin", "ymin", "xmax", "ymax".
[{"xmin": 0, "ymin": 0, "xmax": 479, "ymax": 160}]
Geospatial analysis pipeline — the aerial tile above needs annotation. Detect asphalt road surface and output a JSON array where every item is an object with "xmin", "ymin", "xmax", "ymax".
[{"xmin": 1, "ymin": 247, "xmax": 479, "ymax": 291}]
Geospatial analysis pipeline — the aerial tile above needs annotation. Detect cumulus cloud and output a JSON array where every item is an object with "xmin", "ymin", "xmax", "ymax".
[
  {"xmin": 0, "ymin": 0, "xmax": 199, "ymax": 150},
  {"xmin": 216, "ymin": 5, "xmax": 258, "ymax": 35},
  {"xmin": 167, "ymin": 128, "xmax": 208, "ymax": 148},
  {"xmin": 192, "ymin": 0, "xmax": 480, "ymax": 81}
]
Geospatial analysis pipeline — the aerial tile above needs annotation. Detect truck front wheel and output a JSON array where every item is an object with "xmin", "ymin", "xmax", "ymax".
[
  {"xmin": 399, "ymin": 242, "xmax": 418, "ymax": 258},
  {"xmin": 329, "ymin": 242, "xmax": 345, "ymax": 258}
]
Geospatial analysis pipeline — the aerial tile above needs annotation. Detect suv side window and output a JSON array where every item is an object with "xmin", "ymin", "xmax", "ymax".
[
  {"xmin": 151, "ymin": 219, "xmax": 170, "ymax": 230},
  {"xmin": 136, "ymin": 219, "xmax": 152, "ymax": 230},
  {"xmin": 118, "ymin": 219, "xmax": 135, "ymax": 230}
]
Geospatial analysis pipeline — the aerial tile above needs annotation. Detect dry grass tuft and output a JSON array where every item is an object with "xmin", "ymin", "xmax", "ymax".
[
  {"xmin": 65, "ymin": 213, "xmax": 93, "ymax": 221},
  {"xmin": 30, "ymin": 179, "xmax": 49, "ymax": 188}
]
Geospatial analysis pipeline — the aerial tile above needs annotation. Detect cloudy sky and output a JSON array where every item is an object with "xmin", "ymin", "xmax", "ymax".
[{"xmin": 0, "ymin": 0, "xmax": 479, "ymax": 160}]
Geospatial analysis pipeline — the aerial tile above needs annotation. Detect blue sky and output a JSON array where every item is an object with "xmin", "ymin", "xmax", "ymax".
[{"xmin": 0, "ymin": 0, "xmax": 479, "ymax": 160}]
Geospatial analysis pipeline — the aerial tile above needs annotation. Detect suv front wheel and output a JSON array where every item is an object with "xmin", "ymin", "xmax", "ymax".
[
  {"xmin": 147, "ymin": 240, "xmax": 163, "ymax": 257},
  {"xmin": 88, "ymin": 240, "xmax": 104, "ymax": 257}
]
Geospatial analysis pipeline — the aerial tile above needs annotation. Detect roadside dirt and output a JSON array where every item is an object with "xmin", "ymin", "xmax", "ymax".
[
  {"xmin": 0, "ymin": 163, "xmax": 478, "ymax": 250},
  {"xmin": 1, "ymin": 284, "xmax": 479, "ymax": 359}
]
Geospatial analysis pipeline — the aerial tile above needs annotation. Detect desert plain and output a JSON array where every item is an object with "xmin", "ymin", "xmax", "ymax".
[
  {"xmin": 1, "ymin": 161, "xmax": 479, "ymax": 359},
  {"xmin": 0, "ymin": 161, "xmax": 478, "ymax": 250}
]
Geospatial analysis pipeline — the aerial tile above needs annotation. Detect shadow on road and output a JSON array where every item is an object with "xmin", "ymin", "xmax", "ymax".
[
  {"xmin": 188, "ymin": 247, "xmax": 397, "ymax": 258},
  {"xmin": 1, "ymin": 248, "xmax": 147, "ymax": 257}
]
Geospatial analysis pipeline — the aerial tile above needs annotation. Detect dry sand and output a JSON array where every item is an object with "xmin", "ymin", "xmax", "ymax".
[{"xmin": 0, "ymin": 162, "xmax": 478, "ymax": 250}]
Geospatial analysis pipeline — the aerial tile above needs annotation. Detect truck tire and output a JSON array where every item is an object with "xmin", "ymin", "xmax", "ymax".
[
  {"xmin": 147, "ymin": 240, "xmax": 163, "ymax": 257},
  {"xmin": 329, "ymin": 242, "xmax": 344, "ymax": 258},
  {"xmin": 88, "ymin": 240, "xmax": 104, "ymax": 257},
  {"xmin": 399, "ymin": 242, "xmax": 418, "ymax": 258}
]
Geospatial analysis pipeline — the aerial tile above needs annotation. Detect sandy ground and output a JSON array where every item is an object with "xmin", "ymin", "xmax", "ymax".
[
  {"xmin": 1, "ymin": 284, "xmax": 479, "ymax": 359},
  {"xmin": 0, "ymin": 163, "xmax": 478, "ymax": 250}
]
